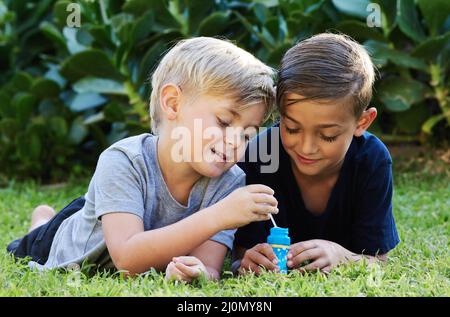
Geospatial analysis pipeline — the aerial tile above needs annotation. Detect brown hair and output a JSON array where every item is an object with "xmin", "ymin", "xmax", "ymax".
[{"xmin": 276, "ymin": 33, "xmax": 375, "ymax": 118}]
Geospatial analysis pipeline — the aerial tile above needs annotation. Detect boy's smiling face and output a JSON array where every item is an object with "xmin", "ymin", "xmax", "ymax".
[
  {"xmin": 280, "ymin": 93, "xmax": 376, "ymax": 178},
  {"xmin": 160, "ymin": 84, "xmax": 266, "ymax": 178},
  {"xmin": 181, "ymin": 93, "xmax": 265, "ymax": 178}
]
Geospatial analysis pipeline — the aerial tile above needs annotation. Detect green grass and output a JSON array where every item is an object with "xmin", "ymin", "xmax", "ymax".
[{"xmin": 0, "ymin": 154, "xmax": 449, "ymax": 297}]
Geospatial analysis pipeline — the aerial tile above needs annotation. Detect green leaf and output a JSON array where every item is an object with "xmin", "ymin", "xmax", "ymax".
[
  {"xmin": 68, "ymin": 116, "xmax": 89, "ymax": 144},
  {"xmin": 422, "ymin": 110, "xmax": 450, "ymax": 134},
  {"xmin": 107, "ymin": 122, "xmax": 129, "ymax": 144},
  {"xmin": 377, "ymin": 0, "xmax": 397, "ymax": 33},
  {"xmin": 49, "ymin": 116, "xmax": 68, "ymax": 138},
  {"xmin": 30, "ymin": 78, "xmax": 61, "ymax": 99},
  {"xmin": 12, "ymin": 93, "xmax": 37, "ymax": 126},
  {"xmin": 15, "ymin": 0, "xmax": 54, "ymax": 34},
  {"xmin": 187, "ymin": 0, "xmax": 215, "ymax": 34},
  {"xmin": 234, "ymin": 11, "xmax": 275, "ymax": 50},
  {"xmin": 10, "ymin": 72, "xmax": 33, "ymax": 92},
  {"xmin": 131, "ymin": 11, "xmax": 155, "ymax": 44},
  {"xmin": 73, "ymin": 77, "xmax": 126, "ymax": 95},
  {"xmin": 378, "ymin": 77, "xmax": 428, "ymax": 112},
  {"xmin": 138, "ymin": 41, "xmax": 168, "ymax": 84},
  {"xmin": 76, "ymin": 27, "xmax": 95, "ymax": 47},
  {"xmin": 417, "ymin": 0, "xmax": 450, "ymax": 36},
  {"xmin": 393, "ymin": 103, "xmax": 430, "ymax": 134},
  {"xmin": 63, "ymin": 27, "xmax": 88, "ymax": 54},
  {"xmin": 364, "ymin": 40, "xmax": 428, "ymax": 71},
  {"xmin": 412, "ymin": 32, "xmax": 450, "ymax": 61},
  {"xmin": 69, "ymin": 93, "xmax": 107, "ymax": 112},
  {"xmin": 254, "ymin": 3, "xmax": 270, "ymax": 24},
  {"xmin": 85, "ymin": 25, "xmax": 115, "ymax": 49},
  {"xmin": 122, "ymin": 0, "xmax": 180, "ymax": 28},
  {"xmin": 44, "ymin": 64, "xmax": 67, "ymax": 88},
  {"xmin": 104, "ymin": 102, "xmax": 126, "ymax": 122},
  {"xmin": 60, "ymin": 49, "xmax": 125, "ymax": 82},
  {"xmin": 197, "ymin": 11, "xmax": 230, "ymax": 36},
  {"xmin": 397, "ymin": 0, "xmax": 426, "ymax": 42},
  {"xmin": 53, "ymin": 0, "xmax": 72, "ymax": 28},
  {"xmin": 335, "ymin": 21, "xmax": 386, "ymax": 42},
  {"xmin": 39, "ymin": 21, "xmax": 67, "ymax": 50},
  {"xmin": 16, "ymin": 131, "xmax": 41, "ymax": 162},
  {"xmin": 110, "ymin": 12, "xmax": 134, "ymax": 44},
  {"xmin": 265, "ymin": 17, "xmax": 281, "ymax": 42},
  {"xmin": 38, "ymin": 99, "xmax": 62, "ymax": 118},
  {"xmin": 0, "ymin": 118, "xmax": 18, "ymax": 141},
  {"xmin": 0, "ymin": 91, "xmax": 13, "ymax": 118},
  {"xmin": 83, "ymin": 111, "xmax": 105, "ymax": 125},
  {"xmin": 331, "ymin": 0, "xmax": 371, "ymax": 19}
]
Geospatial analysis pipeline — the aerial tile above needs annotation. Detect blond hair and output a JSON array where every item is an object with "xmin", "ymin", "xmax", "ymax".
[
  {"xmin": 149, "ymin": 37, "xmax": 275, "ymax": 134},
  {"xmin": 277, "ymin": 33, "xmax": 375, "ymax": 117}
]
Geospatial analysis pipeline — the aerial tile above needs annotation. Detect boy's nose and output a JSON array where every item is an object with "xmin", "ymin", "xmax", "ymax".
[
  {"xmin": 224, "ymin": 132, "xmax": 242, "ymax": 150},
  {"xmin": 300, "ymin": 134, "xmax": 318, "ymax": 155}
]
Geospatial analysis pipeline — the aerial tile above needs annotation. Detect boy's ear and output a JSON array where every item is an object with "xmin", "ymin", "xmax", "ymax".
[
  {"xmin": 354, "ymin": 107, "xmax": 377, "ymax": 137},
  {"xmin": 159, "ymin": 83, "xmax": 182, "ymax": 121}
]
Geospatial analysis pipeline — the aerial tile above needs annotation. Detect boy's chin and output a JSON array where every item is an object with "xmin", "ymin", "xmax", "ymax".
[
  {"xmin": 292, "ymin": 161, "xmax": 324, "ymax": 177},
  {"xmin": 190, "ymin": 161, "xmax": 233, "ymax": 178}
]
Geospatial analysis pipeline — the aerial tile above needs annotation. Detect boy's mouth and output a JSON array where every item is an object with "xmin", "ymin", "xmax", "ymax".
[
  {"xmin": 211, "ymin": 147, "xmax": 228, "ymax": 162},
  {"xmin": 296, "ymin": 153, "xmax": 320, "ymax": 165}
]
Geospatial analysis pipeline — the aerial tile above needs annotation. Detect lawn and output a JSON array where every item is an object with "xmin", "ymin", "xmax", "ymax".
[{"xmin": 0, "ymin": 147, "xmax": 449, "ymax": 297}]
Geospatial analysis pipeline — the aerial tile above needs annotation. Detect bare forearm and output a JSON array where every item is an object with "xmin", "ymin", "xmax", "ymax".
[{"xmin": 117, "ymin": 205, "xmax": 222, "ymax": 274}]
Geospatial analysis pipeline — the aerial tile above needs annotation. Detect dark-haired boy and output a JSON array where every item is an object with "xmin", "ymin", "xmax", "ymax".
[{"xmin": 232, "ymin": 33, "xmax": 400, "ymax": 275}]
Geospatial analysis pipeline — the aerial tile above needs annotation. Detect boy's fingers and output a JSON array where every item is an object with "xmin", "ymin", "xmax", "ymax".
[
  {"xmin": 288, "ymin": 241, "xmax": 318, "ymax": 258},
  {"xmin": 320, "ymin": 265, "xmax": 332, "ymax": 275},
  {"xmin": 252, "ymin": 193, "xmax": 278, "ymax": 206},
  {"xmin": 175, "ymin": 261, "xmax": 201, "ymax": 277},
  {"xmin": 253, "ymin": 203, "xmax": 278, "ymax": 215},
  {"xmin": 289, "ymin": 247, "xmax": 322, "ymax": 268},
  {"xmin": 166, "ymin": 263, "xmax": 191, "ymax": 282},
  {"xmin": 254, "ymin": 213, "xmax": 271, "ymax": 222},
  {"xmin": 255, "ymin": 243, "xmax": 278, "ymax": 262},
  {"xmin": 173, "ymin": 256, "xmax": 200, "ymax": 266},
  {"xmin": 246, "ymin": 184, "xmax": 274, "ymax": 195},
  {"xmin": 247, "ymin": 249, "xmax": 278, "ymax": 271},
  {"xmin": 239, "ymin": 260, "xmax": 262, "ymax": 275},
  {"xmin": 300, "ymin": 258, "xmax": 328, "ymax": 272}
]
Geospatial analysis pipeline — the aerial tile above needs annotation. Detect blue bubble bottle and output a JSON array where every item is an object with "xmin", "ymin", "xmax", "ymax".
[{"xmin": 267, "ymin": 227, "xmax": 291, "ymax": 273}]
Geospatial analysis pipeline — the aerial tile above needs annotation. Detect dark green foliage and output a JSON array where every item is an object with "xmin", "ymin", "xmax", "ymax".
[{"xmin": 0, "ymin": 0, "xmax": 449, "ymax": 181}]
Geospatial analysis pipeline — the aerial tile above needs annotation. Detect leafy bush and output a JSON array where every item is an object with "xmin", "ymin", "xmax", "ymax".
[{"xmin": 0, "ymin": 0, "xmax": 449, "ymax": 182}]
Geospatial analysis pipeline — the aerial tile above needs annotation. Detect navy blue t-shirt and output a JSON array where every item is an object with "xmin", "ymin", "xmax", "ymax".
[{"xmin": 235, "ymin": 123, "xmax": 400, "ymax": 256}]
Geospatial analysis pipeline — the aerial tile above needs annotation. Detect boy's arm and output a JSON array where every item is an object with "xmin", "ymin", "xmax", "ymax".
[
  {"xmin": 287, "ymin": 239, "xmax": 388, "ymax": 273},
  {"xmin": 231, "ymin": 245, "xmax": 246, "ymax": 274},
  {"xmin": 188, "ymin": 240, "xmax": 228, "ymax": 280},
  {"xmin": 102, "ymin": 204, "xmax": 223, "ymax": 275},
  {"xmin": 102, "ymin": 184, "xmax": 277, "ymax": 276}
]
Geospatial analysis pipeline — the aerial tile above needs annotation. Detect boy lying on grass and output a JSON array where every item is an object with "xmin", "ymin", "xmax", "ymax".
[
  {"xmin": 7, "ymin": 37, "xmax": 279, "ymax": 282},
  {"xmin": 232, "ymin": 33, "xmax": 400, "ymax": 275}
]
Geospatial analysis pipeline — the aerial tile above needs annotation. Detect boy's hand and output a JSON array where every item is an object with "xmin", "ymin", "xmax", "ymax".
[
  {"xmin": 287, "ymin": 239, "xmax": 353, "ymax": 274},
  {"xmin": 165, "ymin": 256, "xmax": 209, "ymax": 283},
  {"xmin": 238, "ymin": 243, "xmax": 280, "ymax": 275},
  {"xmin": 216, "ymin": 185, "xmax": 278, "ymax": 230}
]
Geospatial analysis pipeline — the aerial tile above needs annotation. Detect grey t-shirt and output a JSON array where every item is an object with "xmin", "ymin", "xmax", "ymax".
[{"xmin": 31, "ymin": 133, "xmax": 244, "ymax": 271}]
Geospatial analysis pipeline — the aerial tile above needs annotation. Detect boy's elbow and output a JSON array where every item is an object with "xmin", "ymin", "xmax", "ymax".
[
  {"xmin": 110, "ymin": 248, "xmax": 142, "ymax": 276},
  {"xmin": 377, "ymin": 253, "xmax": 388, "ymax": 262},
  {"xmin": 113, "ymin": 257, "xmax": 136, "ymax": 276}
]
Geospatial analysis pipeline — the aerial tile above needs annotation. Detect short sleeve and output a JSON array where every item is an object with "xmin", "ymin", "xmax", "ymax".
[
  {"xmin": 350, "ymin": 161, "xmax": 400, "ymax": 255},
  {"xmin": 93, "ymin": 149, "xmax": 145, "ymax": 219},
  {"xmin": 208, "ymin": 171, "xmax": 246, "ymax": 250}
]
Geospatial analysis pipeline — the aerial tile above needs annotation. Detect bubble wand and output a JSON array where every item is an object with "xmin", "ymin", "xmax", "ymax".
[{"xmin": 269, "ymin": 213, "xmax": 278, "ymax": 227}]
